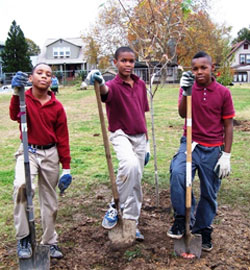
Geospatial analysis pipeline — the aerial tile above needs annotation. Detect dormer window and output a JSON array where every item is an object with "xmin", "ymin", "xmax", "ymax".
[{"xmin": 53, "ymin": 47, "xmax": 71, "ymax": 58}]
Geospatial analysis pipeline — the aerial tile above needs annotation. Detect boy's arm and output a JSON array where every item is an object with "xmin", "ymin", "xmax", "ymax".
[
  {"xmin": 223, "ymin": 118, "xmax": 233, "ymax": 153},
  {"xmin": 178, "ymin": 96, "xmax": 187, "ymax": 118}
]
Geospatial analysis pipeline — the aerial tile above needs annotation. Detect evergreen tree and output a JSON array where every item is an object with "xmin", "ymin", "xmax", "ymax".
[{"xmin": 1, "ymin": 20, "xmax": 32, "ymax": 73}]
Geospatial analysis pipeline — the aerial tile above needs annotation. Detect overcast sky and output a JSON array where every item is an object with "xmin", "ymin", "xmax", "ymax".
[{"xmin": 0, "ymin": 0, "xmax": 249, "ymax": 49}]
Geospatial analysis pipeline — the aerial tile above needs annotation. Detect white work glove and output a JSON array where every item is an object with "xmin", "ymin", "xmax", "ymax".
[
  {"xmin": 180, "ymin": 71, "xmax": 195, "ymax": 96},
  {"xmin": 86, "ymin": 70, "xmax": 105, "ymax": 86},
  {"xmin": 214, "ymin": 151, "xmax": 231, "ymax": 178}
]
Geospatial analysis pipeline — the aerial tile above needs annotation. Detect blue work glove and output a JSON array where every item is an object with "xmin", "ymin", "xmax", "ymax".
[
  {"xmin": 144, "ymin": 140, "xmax": 150, "ymax": 166},
  {"xmin": 86, "ymin": 69, "xmax": 105, "ymax": 86},
  {"xmin": 11, "ymin": 71, "xmax": 29, "ymax": 95},
  {"xmin": 58, "ymin": 169, "xmax": 72, "ymax": 194},
  {"xmin": 180, "ymin": 71, "xmax": 195, "ymax": 96}
]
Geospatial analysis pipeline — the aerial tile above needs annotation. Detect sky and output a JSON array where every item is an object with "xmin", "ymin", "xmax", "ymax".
[{"xmin": 0, "ymin": 0, "xmax": 249, "ymax": 49}]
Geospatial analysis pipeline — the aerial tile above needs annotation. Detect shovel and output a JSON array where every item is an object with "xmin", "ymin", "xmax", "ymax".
[
  {"xmin": 18, "ymin": 86, "xmax": 50, "ymax": 270},
  {"xmin": 94, "ymin": 81, "xmax": 136, "ymax": 248},
  {"xmin": 174, "ymin": 94, "xmax": 202, "ymax": 259}
]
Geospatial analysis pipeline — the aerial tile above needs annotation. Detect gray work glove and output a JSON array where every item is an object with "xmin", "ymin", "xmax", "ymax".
[
  {"xmin": 11, "ymin": 71, "xmax": 29, "ymax": 96},
  {"xmin": 86, "ymin": 69, "xmax": 105, "ymax": 86},
  {"xmin": 180, "ymin": 71, "xmax": 195, "ymax": 96}
]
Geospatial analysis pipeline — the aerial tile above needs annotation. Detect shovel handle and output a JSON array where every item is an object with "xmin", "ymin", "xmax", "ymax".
[
  {"xmin": 94, "ymin": 82, "xmax": 119, "ymax": 205},
  {"xmin": 19, "ymin": 86, "xmax": 36, "ymax": 248}
]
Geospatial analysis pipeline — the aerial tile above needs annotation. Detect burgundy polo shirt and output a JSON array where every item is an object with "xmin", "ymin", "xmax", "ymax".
[
  {"xmin": 178, "ymin": 78, "xmax": 235, "ymax": 146},
  {"xmin": 103, "ymin": 74, "xmax": 149, "ymax": 135}
]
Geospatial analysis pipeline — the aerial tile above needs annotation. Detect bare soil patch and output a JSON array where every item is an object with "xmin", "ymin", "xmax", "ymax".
[{"xmin": 1, "ymin": 184, "xmax": 249, "ymax": 270}]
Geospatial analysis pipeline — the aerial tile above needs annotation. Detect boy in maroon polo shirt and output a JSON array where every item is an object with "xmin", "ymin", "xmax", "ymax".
[
  {"xmin": 10, "ymin": 63, "xmax": 72, "ymax": 259},
  {"xmin": 167, "ymin": 51, "xmax": 235, "ymax": 251},
  {"xmin": 87, "ymin": 47, "xmax": 149, "ymax": 241}
]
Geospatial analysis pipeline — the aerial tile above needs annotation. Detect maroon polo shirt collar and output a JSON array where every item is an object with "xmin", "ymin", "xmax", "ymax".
[
  {"xmin": 114, "ymin": 73, "xmax": 140, "ymax": 84},
  {"xmin": 194, "ymin": 77, "xmax": 216, "ymax": 92}
]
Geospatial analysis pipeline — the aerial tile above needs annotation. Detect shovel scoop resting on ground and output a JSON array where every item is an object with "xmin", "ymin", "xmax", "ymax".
[
  {"xmin": 18, "ymin": 86, "xmax": 50, "ymax": 270},
  {"xmin": 94, "ymin": 81, "xmax": 136, "ymax": 248},
  {"xmin": 174, "ymin": 94, "xmax": 202, "ymax": 259}
]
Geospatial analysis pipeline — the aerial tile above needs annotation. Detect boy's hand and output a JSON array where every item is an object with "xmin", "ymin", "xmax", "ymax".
[
  {"xmin": 144, "ymin": 140, "xmax": 150, "ymax": 166},
  {"xmin": 180, "ymin": 71, "xmax": 195, "ymax": 96},
  {"xmin": 86, "ymin": 70, "xmax": 105, "ymax": 86},
  {"xmin": 11, "ymin": 71, "xmax": 28, "ymax": 95},
  {"xmin": 58, "ymin": 169, "xmax": 72, "ymax": 194},
  {"xmin": 214, "ymin": 151, "xmax": 231, "ymax": 178}
]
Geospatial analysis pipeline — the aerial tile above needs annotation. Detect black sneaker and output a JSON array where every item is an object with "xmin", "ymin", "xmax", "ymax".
[
  {"xmin": 198, "ymin": 227, "xmax": 213, "ymax": 252},
  {"xmin": 50, "ymin": 244, "xmax": 63, "ymax": 259},
  {"xmin": 17, "ymin": 235, "xmax": 32, "ymax": 259},
  {"xmin": 167, "ymin": 216, "xmax": 185, "ymax": 239}
]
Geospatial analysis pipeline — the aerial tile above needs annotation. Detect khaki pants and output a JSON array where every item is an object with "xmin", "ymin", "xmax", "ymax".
[
  {"xmin": 110, "ymin": 129, "xmax": 146, "ymax": 221},
  {"xmin": 13, "ymin": 144, "xmax": 59, "ymax": 245}
]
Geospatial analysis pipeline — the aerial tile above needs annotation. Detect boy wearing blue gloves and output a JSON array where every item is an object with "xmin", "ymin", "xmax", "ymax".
[
  {"xmin": 87, "ymin": 47, "xmax": 149, "ymax": 242},
  {"xmin": 10, "ymin": 63, "xmax": 72, "ymax": 259}
]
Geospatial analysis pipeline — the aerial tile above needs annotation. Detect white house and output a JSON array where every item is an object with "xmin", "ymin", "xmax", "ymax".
[
  {"xmin": 229, "ymin": 39, "xmax": 250, "ymax": 83},
  {"xmin": 37, "ymin": 37, "xmax": 88, "ymax": 77}
]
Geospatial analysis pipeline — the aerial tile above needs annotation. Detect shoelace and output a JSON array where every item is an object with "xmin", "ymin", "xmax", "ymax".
[{"xmin": 107, "ymin": 208, "xmax": 117, "ymax": 219}]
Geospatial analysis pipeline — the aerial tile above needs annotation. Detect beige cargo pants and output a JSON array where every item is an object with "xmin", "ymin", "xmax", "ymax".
[
  {"xmin": 13, "ymin": 144, "xmax": 59, "ymax": 245},
  {"xmin": 110, "ymin": 129, "xmax": 146, "ymax": 222}
]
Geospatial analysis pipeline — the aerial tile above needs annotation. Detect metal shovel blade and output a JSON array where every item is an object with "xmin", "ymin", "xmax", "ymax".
[
  {"xmin": 174, "ymin": 233, "xmax": 202, "ymax": 259},
  {"xmin": 19, "ymin": 245, "xmax": 50, "ymax": 270},
  {"xmin": 108, "ymin": 219, "xmax": 136, "ymax": 249}
]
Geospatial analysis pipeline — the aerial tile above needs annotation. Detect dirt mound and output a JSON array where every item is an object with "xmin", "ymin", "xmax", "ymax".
[{"xmin": 1, "ymin": 185, "xmax": 249, "ymax": 270}]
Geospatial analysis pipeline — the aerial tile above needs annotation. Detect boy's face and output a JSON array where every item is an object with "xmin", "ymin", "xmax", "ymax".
[
  {"xmin": 114, "ymin": 52, "xmax": 135, "ymax": 78},
  {"xmin": 30, "ymin": 64, "xmax": 52, "ymax": 90},
  {"xmin": 191, "ymin": 57, "xmax": 214, "ymax": 87}
]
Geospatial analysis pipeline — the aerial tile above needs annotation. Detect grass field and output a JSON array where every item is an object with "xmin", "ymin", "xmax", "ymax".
[{"xmin": 0, "ymin": 83, "xmax": 249, "ymax": 246}]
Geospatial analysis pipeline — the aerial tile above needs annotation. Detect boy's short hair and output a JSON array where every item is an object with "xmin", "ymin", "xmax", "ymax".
[
  {"xmin": 114, "ymin": 47, "xmax": 135, "ymax": 60},
  {"xmin": 32, "ymin": 62, "xmax": 51, "ymax": 74},
  {"xmin": 192, "ymin": 51, "xmax": 212, "ymax": 63}
]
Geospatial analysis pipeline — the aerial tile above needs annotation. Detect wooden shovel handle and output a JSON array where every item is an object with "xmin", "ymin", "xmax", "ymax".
[{"xmin": 94, "ymin": 81, "xmax": 119, "ymax": 204}]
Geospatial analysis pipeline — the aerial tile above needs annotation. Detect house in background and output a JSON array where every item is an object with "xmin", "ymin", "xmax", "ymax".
[
  {"xmin": 37, "ymin": 37, "xmax": 88, "ymax": 80},
  {"xmin": 229, "ymin": 39, "xmax": 250, "ymax": 83}
]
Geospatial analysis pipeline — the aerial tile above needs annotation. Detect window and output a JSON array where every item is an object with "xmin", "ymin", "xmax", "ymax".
[
  {"xmin": 240, "ymin": 54, "xmax": 246, "ymax": 64},
  {"xmin": 244, "ymin": 43, "xmax": 248, "ymax": 50},
  {"xmin": 246, "ymin": 54, "xmax": 250, "ymax": 64},
  {"xmin": 53, "ymin": 47, "xmax": 71, "ymax": 58}
]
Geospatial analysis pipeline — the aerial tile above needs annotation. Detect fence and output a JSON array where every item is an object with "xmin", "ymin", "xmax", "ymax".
[{"xmin": 1, "ymin": 67, "xmax": 180, "ymax": 86}]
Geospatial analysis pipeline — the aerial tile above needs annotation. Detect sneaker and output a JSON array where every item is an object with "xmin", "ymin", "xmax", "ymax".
[
  {"xmin": 50, "ymin": 244, "xmax": 63, "ymax": 258},
  {"xmin": 17, "ymin": 235, "xmax": 32, "ymax": 259},
  {"xmin": 199, "ymin": 227, "xmax": 213, "ymax": 252},
  {"xmin": 102, "ymin": 203, "xmax": 118, "ymax": 229},
  {"xmin": 136, "ymin": 228, "xmax": 144, "ymax": 241},
  {"xmin": 167, "ymin": 216, "xmax": 185, "ymax": 239}
]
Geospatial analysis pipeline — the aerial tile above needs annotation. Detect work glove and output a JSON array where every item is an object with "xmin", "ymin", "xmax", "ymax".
[
  {"xmin": 58, "ymin": 169, "xmax": 72, "ymax": 194},
  {"xmin": 214, "ymin": 151, "xmax": 231, "ymax": 178},
  {"xmin": 11, "ymin": 71, "xmax": 29, "ymax": 95},
  {"xmin": 144, "ymin": 140, "xmax": 150, "ymax": 166},
  {"xmin": 86, "ymin": 69, "xmax": 105, "ymax": 86},
  {"xmin": 180, "ymin": 71, "xmax": 195, "ymax": 96}
]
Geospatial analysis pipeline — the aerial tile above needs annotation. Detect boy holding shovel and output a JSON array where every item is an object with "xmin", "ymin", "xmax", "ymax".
[
  {"xmin": 167, "ymin": 51, "xmax": 235, "ymax": 252},
  {"xmin": 10, "ymin": 63, "xmax": 72, "ymax": 259},
  {"xmin": 87, "ymin": 46, "xmax": 149, "ymax": 242}
]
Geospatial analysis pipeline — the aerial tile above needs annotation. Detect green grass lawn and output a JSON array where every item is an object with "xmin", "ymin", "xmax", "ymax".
[{"xmin": 0, "ymin": 83, "xmax": 249, "ymax": 244}]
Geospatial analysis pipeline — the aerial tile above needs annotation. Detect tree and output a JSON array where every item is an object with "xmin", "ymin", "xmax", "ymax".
[
  {"xmin": 26, "ymin": 38, "xmax": 41, "ymax": 56},
  {"xmin": 1, "ymin": 20, "xmax": 32, "ymax": 73},
  {"xmin": 177, "ymin": 10, "xmax": 231, "ymax": 67},
  {"xmin": 232, "ymin": 27, "xmax": 250, "ymax": 44}
]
